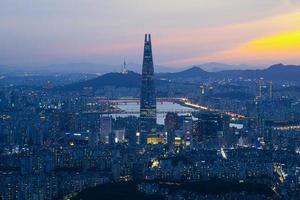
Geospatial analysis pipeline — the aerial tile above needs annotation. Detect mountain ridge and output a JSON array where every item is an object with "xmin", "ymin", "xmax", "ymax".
[
  {"xmin": 157, "ymin": 63, "xmax": 300, "ymax": 83},
  {"xmin": 0, "ymin": 62, "xmax": 259, "ymax": 74},
  {"xmin": 61, "ymin": 64, "xmax": 300, "ymax": 91}
]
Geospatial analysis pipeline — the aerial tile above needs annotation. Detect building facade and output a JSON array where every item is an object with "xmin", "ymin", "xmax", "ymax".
[{"xmin": 140, "ymin": 34, "xmax": 157, "ymax": 144}]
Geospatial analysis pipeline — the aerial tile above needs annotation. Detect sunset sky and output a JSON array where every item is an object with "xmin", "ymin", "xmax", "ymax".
[{"xmin": 1, "ymin": 0, "xmax": 300, "ymax": 69}]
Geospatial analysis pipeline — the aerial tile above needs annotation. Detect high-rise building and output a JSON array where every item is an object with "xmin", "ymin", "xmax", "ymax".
[
  {"xmin": 257, "ymin": 78, "xmax": 273, "ymax": 100},
  {"xmin": 164, "ymin": 112, "xmax": 179, "ymax": 145},
  {"xmin": 140, "ymin": 34, "xmax": 157, "ymax": 144},
  {"xmin": 113, "ymin": 129, "xmax": 126, "ymax": 143},
  {"xmin": 192, "ymin": 113, "xmax": 223, "ymax": 145},
  {"xmin": 182, "ymin": 115, "xmax": 193, "ymax": 134},
  {"xmin": 165, "ymin": 112, "xmax": 179, "ymax": 132},
  {"xmin": 99, "ymin": 115, "xmax": 112, "ymax": 144}
]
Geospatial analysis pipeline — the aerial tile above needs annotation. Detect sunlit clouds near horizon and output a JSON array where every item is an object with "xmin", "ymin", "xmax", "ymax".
[{"xmin": 1, "ymin": 0, "xmax": 300, "ymax": 69}]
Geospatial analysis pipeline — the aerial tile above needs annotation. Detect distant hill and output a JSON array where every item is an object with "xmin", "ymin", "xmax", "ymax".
[
  {"xmin": 60, "ymin": 70, "xmax": 173, "ymax": 91},
  {"xmin": 0, "ymin": 63, "xmax": 113, "ymax": 74},
  {"xmin": 185, "ymin": 62, "xmax": 257, "ymax": 72},
  {"xmin": 0, "ymin": 62, "xmax": 181, "ymax": 74},
  {"xmin": 158, "ymin": 64, "xmax": 300, "ymax": 83},
  {"xmin": 159, "ymin": 67, "xmax": 210, "ymax": 81},
  {"xmin": 240, "ymin": 64, "xmax": 300, "ymax": 82},
  {"xmin": 62, "ymin": 71, "xmax": 142, "ymax": 90}
]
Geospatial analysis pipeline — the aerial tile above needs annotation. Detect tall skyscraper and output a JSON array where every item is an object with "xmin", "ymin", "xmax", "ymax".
[{"xmin": 140, "ymin": 34, "xmax": 157, "ymax": 144}]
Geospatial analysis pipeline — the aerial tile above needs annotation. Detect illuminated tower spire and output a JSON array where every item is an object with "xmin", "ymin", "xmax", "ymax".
[{"xmin": 122, "ymin": 57, "xmax": 128, "ymax": 74}]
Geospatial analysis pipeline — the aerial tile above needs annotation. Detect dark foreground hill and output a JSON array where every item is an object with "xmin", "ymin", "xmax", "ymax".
[
  {"xmin": 70, "ymin": 182, "xmax": 163, "ymax": 200},
  {"xmin": 70, "ymin": 180, "xmax": 274, "ymax": 200}
]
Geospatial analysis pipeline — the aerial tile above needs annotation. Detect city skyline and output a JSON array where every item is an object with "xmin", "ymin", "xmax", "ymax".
[
  {"xmin": 1, "ymin": 1, "xmax": 300, "ymax": 199},
  {"xmin": 1, "ymin": 32, "xmax": 300, "ymax": 199},
  {"xmin": 1, "ymin": 0, "xmax": 300, "ymax": 69}
]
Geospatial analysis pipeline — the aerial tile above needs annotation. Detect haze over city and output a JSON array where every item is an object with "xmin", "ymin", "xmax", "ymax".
[{"xmin": 1, "ymin": 0, "xmax": 300, "ymax": 70}]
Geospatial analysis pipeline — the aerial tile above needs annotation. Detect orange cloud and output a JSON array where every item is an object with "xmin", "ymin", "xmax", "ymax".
[
  {"xmin": 209, "ymin": 30, "xmax": 300, "ymax": 65},
  {"xmin": 161, "ymin": 10, "xmax": 300, "ymax": 66},
  {"xmin": 243, "ymin": 30, "xmax": 300, "ymax": 53}
]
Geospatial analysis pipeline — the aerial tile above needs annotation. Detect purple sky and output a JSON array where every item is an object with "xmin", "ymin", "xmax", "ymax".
[{"xmin": 1, "ymin": 0, "xmax": 300, "ymax": 69}]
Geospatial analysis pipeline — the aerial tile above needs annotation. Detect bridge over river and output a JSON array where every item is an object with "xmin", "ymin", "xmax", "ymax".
[
  {"xmin": 102, "ymin": 97, "xmax": 245, "ymax": 119},
  {"xmin": 101, "ymin": 98, "xmax": 182, "ymax": 105}
]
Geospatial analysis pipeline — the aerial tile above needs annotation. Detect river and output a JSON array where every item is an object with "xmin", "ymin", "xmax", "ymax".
[{"xmin": 110, "ymin": 101, "xmax": 195, "ymax": 125}]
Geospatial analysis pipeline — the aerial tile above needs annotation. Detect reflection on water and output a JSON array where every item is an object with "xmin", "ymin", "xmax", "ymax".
[{"xmin": 110, "ymin": 101, "xmax": 195, "ymax": 125}]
